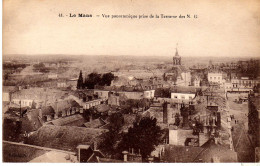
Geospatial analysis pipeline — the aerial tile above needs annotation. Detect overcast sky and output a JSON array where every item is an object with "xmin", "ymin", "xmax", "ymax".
[{"xmin": 3, "ymin": 0, "xmax": 260, "ymax": 57}]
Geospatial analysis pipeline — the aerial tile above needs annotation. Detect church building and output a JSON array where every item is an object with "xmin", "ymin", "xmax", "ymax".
[{"xmin": 164, "ymin": 46, "xmax": 191, "ymax": 86}]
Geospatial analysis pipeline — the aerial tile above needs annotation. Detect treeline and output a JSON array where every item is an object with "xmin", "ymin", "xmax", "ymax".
[
  {"xmin": 3, "ymin": 63, "xmax": 28, "ymax": 70},
  {"xmin": 33, "ymin": 63, "xmax": 51, "ymax": 73},
  {"xmin": 77, "ymin": 71, "xmax": 116, "ymax": 89}
]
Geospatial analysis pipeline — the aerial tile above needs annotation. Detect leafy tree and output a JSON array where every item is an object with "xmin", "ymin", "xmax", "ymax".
[
  {"xmin": 108, "ymin": 112, "xmax": 124, "ymax": 132},
  {"xmin": 119, "ymin": 117, "xmax": 163, "ymax": 160},
  {"xmin": 33, "ymin": 63, "xmax": 50, "ymax": 73},
  {"xmin": 100, "ymin": 72, "xmax": 115, "ymax": 86},
  {"xmin": 77, "ymin": 70, "xmax": 84, "ymax": 89},
  {"xmin": 99, "ymin": 113, "xmax": 124, "ymax": 157},
  {"xmin": 3, "ymin": 119, "xmax": 22, "ymax": 142},
  {"xmin": 84, "ymin": 72, "xmax": 116, "ymax": 89},
  {"xmin": 85, "ymin": 72, "xmax": 102, "ymax": 89}
]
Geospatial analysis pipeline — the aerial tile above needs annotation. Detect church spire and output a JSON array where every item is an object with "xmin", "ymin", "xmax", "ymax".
[
  {"xmin": 173, "ymin": 43, "xmax": 181, "ymax": 66},
  {"xmin": 175, "ymin": 43, "xmax": 179, "ymax": 56}
]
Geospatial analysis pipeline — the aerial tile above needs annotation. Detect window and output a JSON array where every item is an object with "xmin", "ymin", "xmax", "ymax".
[
  {"xmin": 174, "ymin": 95, "xmax": 178, "ymax": 99},
  {"xmin": 181, "ymin": 95, "xmax": 185, "ymax": 100},
  {"xmin": 214, "ymin": 77, "xmax": 216, "ymax": 80}
]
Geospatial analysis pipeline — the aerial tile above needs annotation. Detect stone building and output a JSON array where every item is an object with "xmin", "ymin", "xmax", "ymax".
[{"xmin": 164, "ymin": 48, "xmax": 191, "ymax": 86}]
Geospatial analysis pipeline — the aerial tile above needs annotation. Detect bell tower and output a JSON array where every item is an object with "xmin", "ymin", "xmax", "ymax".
[{"xmin": 173, "ymin": 43, "xmax": 181, "ymax": 66}]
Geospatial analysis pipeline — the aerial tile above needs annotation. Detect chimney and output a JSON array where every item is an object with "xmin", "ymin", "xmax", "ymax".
[
  {"xmin": 55, "ymin": 100, "xmax": 59, "ymax": 118},
  {"xmin": 212, "ymin": 116, "xmax": 216, "ymax": 126},
  {"xmin": 93, "ymin": 141, "xmax": 97, "ymax": 151},
  {"xmin": 148, "ymin": 157, "xmax": 154, "ymax": 163},
  {"xmin": 122, "ymin": 151, "xmax": 128, "ymax": 162},
  {"xmin": 39, "ymin": 109, "xmax": 42, "ymax": 119},
  {"xmin": 163, "ymin": 102, "xmax": 168, "ymax": 124},
  {"xmin": 216, "ymin": 112, "xmax": 221, "ymax": 129}
]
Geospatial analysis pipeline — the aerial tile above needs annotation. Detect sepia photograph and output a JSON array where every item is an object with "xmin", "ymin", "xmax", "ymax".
[{"xmin": 2, "ymin": 0, "xmax": 260, "ymax": 163}]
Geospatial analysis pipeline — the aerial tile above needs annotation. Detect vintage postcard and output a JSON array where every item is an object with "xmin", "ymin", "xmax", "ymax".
[{"xmin": 2, "ymin": 0, "xmax": 260, "ymax": 163}]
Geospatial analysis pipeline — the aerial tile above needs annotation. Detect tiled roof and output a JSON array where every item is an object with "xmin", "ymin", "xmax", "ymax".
[
  {"xmin": 197, "ymin": 139, "xmax": 238, "ymax": 162},
  {"xmin": 163, "ymin": 145, "xmax": 203, "ymax": 162},
  {"xmin": 50, "ymin": 99, "xmax": 81, "ymax": 113},
  {"xmin": 170, "ymin": 86, "xmax": 198, "ymax": 94},
  {"xmin": 11, "ymin": 88, "xmax": 68, "ymax": 102},
  {"xmin": 3, "ymin": 86, "xmax": 18, "ymax": 93},
  {"xmin": 49, "ymin": 114, "xmax": 85, "ymax": 126},
  {"xmin": 3, "ymin": 142, "xmax": 48, "ymax": 162},
  {"xmin": 27, "ymin": 125, "xmax": 108, "ymax": 152},
  {"xmin": 96, "ymin": 104, "xmax": 110, "ymax": 113},
  {"xmin": 83, "ymin": 118, "xmax": 107, "ymax": 128}
]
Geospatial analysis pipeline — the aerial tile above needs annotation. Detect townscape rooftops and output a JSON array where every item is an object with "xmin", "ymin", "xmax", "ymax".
[
  {"xmin": 95, "ymin": 86, "xmax": 147, "ymax": 92},
  {"xmin": 164, "ymin": 65, "xmax": 188, "ymax": 74},
  {"xmin": 164, "ymin": 139, "xmax": 237, "ymax": 162},
  {"xmin": 121, "ymin": 114, "xmax": 137, "ymax": 131},
  {"xmin": 48, "ymin": 114, "xmax": 85, "ymax": 126},
  {"xmin": 27, "ymin": 125, "xmax": 108, "ymax": 152},
  {"xmin": 198, "ymin": 139, "xmax": 238, "ymax": 162},
  {"xmin": 41, "ymin": 106, "xmax": 55, "ymax": 115},
  {"xmin": 250, "ymin": 95, "xmax": 260, "ymax": 111},
  {"xmin": 83, "ymin": 118, "xmax": 107, "ymax": 128},
  {"xmin": 50, "ymin": 99, "xmax": 82, "ymax": 113},
  {"xmin": 143, "ymin": 107, "xmax": 163, "ymax": 123},
  {"xmin": 163, "ymin": 145, "xmax": 203, "ymax": 162},
  {"xmin": 170, "ymin": 86, "xmax": 198, "ymax": 94},
  {"xmin": 3, "ymin": 86, "xmax": 18, "ymax": 93},
  {"xmin": 96, "ymin": 104, "xmax": 110, "ymax": 113},
  {"xmin": 12, "ymin": 87, "xmax": 68, "ymax": 101},
  {"xmin": 3, "ymin": 141, "xmax": 49, "ymax": 162}
]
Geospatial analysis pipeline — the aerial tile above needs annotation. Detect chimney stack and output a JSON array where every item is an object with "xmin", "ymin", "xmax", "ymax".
[
  {"xmin": 163, "ymin": 102, "xmax": 168, "ymax": 124},
  {"xmin": 122, "ymin": 151, "xmax": 128, "ymax": 162},
  {"xmin": 39, "ymin": 109, "xmax": 42, "ymax": 119},
  {"xmin": 93, "ymin": 141, "xmax": 97, "ymax": 151}
]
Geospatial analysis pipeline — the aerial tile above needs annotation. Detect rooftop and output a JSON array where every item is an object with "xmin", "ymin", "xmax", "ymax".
[
  {"xmin": 3, "ymin": 141, "xmax": 48, "ymax": 162},
  {"xmin": 11, "ymin": 87, "xmax": 68, "ymax": 102},
  {"xmin": 3, "ymin": 86, "xmax": 18, "ymax": 93},
  {"xmin": 26, "ymin": 125, "xmax": 108, "ymax": 152},
  {"xmin": 48, "ymin": 114, "xmax": 86, "ymax": 126},
  {"xmin": 163, "ymin": 145, "xmax": 203, "ymax": 162},
  {"xmin": 83, "ymin": 118, "xmax": 107, "ymax": 128},
  {"xmin": 170, "ymin": 86, "xmax": 198, "ymax": 94}
]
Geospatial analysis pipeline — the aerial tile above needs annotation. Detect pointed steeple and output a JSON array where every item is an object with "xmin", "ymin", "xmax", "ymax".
[
  {"xmin": 173, "ymin": 43, "xmax": 181, "ymax": 66},
  {"xmin": 175, "ymin": 43, "xmax": 179, "ymax": 56}
]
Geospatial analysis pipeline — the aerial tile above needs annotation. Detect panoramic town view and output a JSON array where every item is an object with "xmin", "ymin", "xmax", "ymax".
[
  {"xmin": 3, "ymin": 0, "xmax": 260, "ymax": 164},
  {"xmin": 2, "ymin": 50, "xmax": 260, "ymax": 163}
]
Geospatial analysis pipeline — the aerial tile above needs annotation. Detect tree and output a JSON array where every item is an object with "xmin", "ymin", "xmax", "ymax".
[
  {"xmin": 119, "ymin": 117, "xmax": 163, "ymax": 160},
  {"xmin": 108, "ymin": 112, "xmax": 124, "ymax": 132},
  {"xmin": 84, "ymin": 72, "xmax": 116, "ymax": 89},
  {"xmin": 85, "ymin": 72, "xmax": 102, "ymax": 89},
  {"xmin": 100, "ymin": 72, "xmax": 115, "ymax": 86},
  {"xmin": 77, "ymin": 70, "xmax": 84, "ymax": 89},
  {"xmin": 33, "ymin": 63, "xmax": 50, "ymax": 73},
  {"xmin": 99, "ymin": 113, "xmax": 124, "ymax": 157}
]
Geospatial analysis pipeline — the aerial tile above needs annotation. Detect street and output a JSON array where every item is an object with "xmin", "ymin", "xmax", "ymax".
[{"xmin": 226, "ymin": 93, "xmax": 255, "ymax": 162}]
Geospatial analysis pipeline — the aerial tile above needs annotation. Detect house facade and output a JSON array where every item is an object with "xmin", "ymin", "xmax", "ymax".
[{"xmin": 208, "ymin": 73, "xmax": 224, "ymax": 85}]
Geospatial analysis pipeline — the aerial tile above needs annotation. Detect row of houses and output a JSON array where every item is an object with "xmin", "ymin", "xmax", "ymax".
[{"xmin": 248, "ymin": 90, "xmax": 260, "ymax": 162}]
